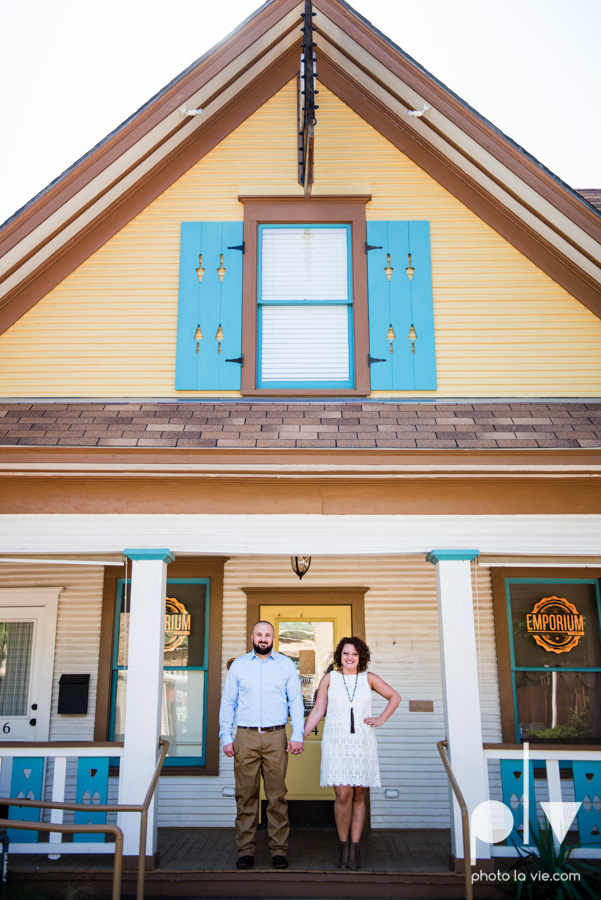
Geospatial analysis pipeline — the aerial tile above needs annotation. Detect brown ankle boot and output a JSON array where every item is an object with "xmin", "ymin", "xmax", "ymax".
[
  {"xmin": 348, "ymin": 841, "xmax": 361, "ymax": 870},
  {"xmin": 337, "ymin": 839, "xmax": 350, "ymax": 869}
]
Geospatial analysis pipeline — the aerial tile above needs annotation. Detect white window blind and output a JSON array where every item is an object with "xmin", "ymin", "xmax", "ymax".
[
  {"xmin": 261, "ymin": 305, "xmax": 350, "ymax": 382},
  {"xmin": 261, "ymin": 227, "xmax": 348, "ymax": 301},
  {"xmin": 259, "ymin": 226, "xmax": 352, "ymax": 384}
]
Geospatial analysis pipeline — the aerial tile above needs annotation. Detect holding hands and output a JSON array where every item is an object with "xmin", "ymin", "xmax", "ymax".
[{"xmin": 287, "ymin": 740, "xmax": 304, "ymax": 755}]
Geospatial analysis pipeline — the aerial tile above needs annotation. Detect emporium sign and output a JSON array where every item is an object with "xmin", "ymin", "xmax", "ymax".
[
  {"xmin": 164, "ymin": 597, "xmax": 191, "ymax": 652},
  {"xmin": 526, "ymin": 596, "xmax": 585, "ymax": 654}
]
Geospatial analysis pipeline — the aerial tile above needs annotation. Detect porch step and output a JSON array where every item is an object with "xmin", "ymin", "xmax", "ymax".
[{"xmin": 10, "ymin": 867, "xmax": 503, "ymax": 899}]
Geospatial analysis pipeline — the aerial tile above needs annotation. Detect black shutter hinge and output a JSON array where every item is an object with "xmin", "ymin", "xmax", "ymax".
[
  {"xmin": 227, "ymin": 243, "xmax": 245, "ymax": 253},
  {"xmin": 365, "ymin": 243, "xmax": 383, "ymax": 253},
  {"xmin": 226, "ymin": 356, "xmax": 244, "ymax": 366},
  {"xmin": 368, "ymin": 356, "xmax": 386, "ymax": 366}
]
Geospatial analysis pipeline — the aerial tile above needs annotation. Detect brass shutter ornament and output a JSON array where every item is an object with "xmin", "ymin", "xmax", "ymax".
[
  {"xmin": 385, "ymin": 253, "xmax": 393, "ymax": 282},
  {"xmin": 217, "ymin": 254, "xmax": 226, "ymax": 282},
  {"xmin": 387, "ymin": 325, "xmax": 396, "ymax": 353},
  {"xmin": 215, "ymin": 325, "xmax": 224, "ymax": 353},
  {"xmin": 195, "ymin": 255, "xmax": 205, "ymax": 283},
  {"xmin": 405, "ymin": 253, "xmax": 415, "ymax": 282},
  {"xmin": 194, "ymin": 325, "xmax": 203, "ymax": 353}
]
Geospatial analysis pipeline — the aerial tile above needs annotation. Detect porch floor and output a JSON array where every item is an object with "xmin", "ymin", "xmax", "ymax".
[
  {"xmin": 9, "ymin": 828, "xmax": 504, "ymax": 899},
  {"xmin": 10, "ymin": 826, "xmax": 453, "ymax": 875}
]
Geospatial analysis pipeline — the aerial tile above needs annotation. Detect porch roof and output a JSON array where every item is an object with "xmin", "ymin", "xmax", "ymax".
[{"xmin": 1, "ymin": 399, "xmax": 600, "ymax": 450}]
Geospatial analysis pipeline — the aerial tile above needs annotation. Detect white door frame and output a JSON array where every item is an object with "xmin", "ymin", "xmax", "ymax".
[{"xmin": 0, "ymin": 588, "xmax": 60, "ymax": 742}]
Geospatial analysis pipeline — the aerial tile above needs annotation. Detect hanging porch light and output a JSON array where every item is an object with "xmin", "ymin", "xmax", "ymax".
[{"xmin": 291, "ymin": 556, "xmax": 311, "ymax": 580}]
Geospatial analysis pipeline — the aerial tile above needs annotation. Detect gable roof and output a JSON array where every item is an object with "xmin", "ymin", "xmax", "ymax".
[
  {"xmin": 1, "ymin": 0, "xmax": 601, "ymax": 336},
  {"xmin": 579, "ymin": 190, "xmax": 601, "ymax": 214}
]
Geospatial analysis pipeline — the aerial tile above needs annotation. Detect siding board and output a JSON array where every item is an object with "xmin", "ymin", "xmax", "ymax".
[{"xmin": 0, "ymin": 82, "xmax": 599, "ymax": 397}]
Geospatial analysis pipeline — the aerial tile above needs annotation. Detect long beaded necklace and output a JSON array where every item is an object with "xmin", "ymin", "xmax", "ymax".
[{"xmin": 342, "ymin": 671, "xmax": 359, "ymax": 733}]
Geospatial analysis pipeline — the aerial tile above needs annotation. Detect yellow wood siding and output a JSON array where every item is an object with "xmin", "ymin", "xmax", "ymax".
[{"xmin": 1, "ymin": 79, "xmax": 600, "ymax": 397}]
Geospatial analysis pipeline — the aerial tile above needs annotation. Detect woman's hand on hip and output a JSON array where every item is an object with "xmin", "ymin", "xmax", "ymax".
[{"xmin": 363, "ymin": 716, "xmax": 382, "ymax": 728}]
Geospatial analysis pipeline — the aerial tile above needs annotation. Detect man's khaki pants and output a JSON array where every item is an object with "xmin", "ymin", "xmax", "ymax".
[{"xmin": 233, "ymin": 727, "xmax": 289, "ymax": 857}]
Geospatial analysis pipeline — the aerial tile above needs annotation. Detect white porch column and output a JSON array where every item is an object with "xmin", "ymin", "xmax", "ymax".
[
  {"xmin": 427, "ymin": 549, "xmax": 489, "ymax": 861},
  {"xmin": 119, "ymin": 549, "xmax": 174, "ymax": 859}
]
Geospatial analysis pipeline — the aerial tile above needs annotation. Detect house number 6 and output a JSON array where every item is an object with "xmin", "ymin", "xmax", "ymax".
[{"xmin": 2, "ymin": 723, "xmax": 10, "ymax": 734}]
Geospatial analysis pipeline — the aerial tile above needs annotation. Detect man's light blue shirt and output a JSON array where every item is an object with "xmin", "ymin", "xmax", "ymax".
[{"xmin": 219, "ymin": 649, "xmax": 305, "ymax": 745}]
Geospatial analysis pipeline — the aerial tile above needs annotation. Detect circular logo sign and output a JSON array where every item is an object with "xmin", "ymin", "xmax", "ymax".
[
  {"xmin": 164, "ymin": 597, "xmax": 191, "ymax": 652},
  {"xmin": 526, "ymin": 596, "xmax": 585, "ymax": 654}
]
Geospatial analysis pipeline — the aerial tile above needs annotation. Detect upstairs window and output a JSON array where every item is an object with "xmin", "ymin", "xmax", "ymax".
[{"xmin": 257, "ymin": 225, "xmax": 353, "ymax": 388}]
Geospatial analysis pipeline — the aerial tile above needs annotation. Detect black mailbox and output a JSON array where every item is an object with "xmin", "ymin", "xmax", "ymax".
[{"xmin": 58, "ymin": 674, "xmax": 90, "ymax": 714}]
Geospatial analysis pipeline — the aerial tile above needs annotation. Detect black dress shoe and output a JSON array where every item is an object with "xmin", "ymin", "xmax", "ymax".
[
  {"xmin": 272, "ymin": 855, "xmax": 289, "ymax": 869},
  {"xmin": 236, "ymin": 855, "xmax": 254, "ymax": 869}
]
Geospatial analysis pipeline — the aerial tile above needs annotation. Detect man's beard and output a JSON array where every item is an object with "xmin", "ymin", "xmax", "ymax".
[{"xmin": 253, "ymin": 639, "xmax": 273, "ymax": 656}]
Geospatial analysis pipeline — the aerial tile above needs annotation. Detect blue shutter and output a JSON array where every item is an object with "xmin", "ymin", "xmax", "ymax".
[
  {"xmin": 175, "ymin": 222, "xmax": 243, "ymax": 390},
  {"xmin": 366, "ymin": 221, "xmax": 436, "ymax": 390}
]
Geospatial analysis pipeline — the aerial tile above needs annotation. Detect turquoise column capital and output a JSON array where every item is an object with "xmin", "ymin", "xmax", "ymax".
[
  {"xmin": 124, "ymin": 549, "xmax": 175, "ymax": 564},
  {"xmin": 426, "ymin": 549, "xmax": 479, "ymax": 565}
]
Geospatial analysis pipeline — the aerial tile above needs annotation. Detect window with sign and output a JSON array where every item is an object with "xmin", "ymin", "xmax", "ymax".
[
  {"xmin": 506, "ymin": 579, "xmax": 601, "ymax": 742},
  {"xmin": 110, "ymin": 579, "xmax": 209, "ymax": 765}
]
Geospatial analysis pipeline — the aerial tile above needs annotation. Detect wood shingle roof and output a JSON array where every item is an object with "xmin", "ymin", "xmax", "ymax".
[{"xmin": 1, "ymin": 401, "xmax": 600, "ymax": 449}]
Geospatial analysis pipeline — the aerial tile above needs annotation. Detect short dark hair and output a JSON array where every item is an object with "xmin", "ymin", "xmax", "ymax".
[
  {"xmin": 251, "ymin": 620, "xmax": 274, "ymax": 634},
  {"xmin": 333, "ymin": 636, "xmax": 371, "ymax": 673}
]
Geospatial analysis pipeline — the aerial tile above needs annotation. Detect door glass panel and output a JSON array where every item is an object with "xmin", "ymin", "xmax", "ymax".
[
  {"xmin": 277, "ymin": 620, "xmax": 334, "ymax": 714},
  {"xmin": 0, "ymin": 622, "xmax": 33, "ymax": 716}
]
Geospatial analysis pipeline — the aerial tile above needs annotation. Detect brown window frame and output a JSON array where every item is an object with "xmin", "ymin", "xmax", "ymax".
[
  {"xmin": 96, "ymin": 557, "xmax": 226, "ymax": 776},
  {"xmin": 491, "ymin": 566, "xmax": 601, "ymax": 745},
  {"xmin": 239, "ymin": 195, "xmax": 372, "ymax": 396}
]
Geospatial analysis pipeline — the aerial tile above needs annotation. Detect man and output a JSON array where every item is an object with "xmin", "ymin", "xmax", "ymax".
[{"xmin": 219, "ymin": 621, "xmax": 305, "ymax": 870}]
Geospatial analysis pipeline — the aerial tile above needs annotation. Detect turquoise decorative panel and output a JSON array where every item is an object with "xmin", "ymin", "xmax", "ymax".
[
  {"xmin": 500, "ymin": 759, "xmax": 538, "ymax": 847},
  {"xmin": 73, "ymin": 756, "xmax": 109, "ymax": 842},
  {"xmin": 573, "ymin": 761, "xmax": 601, "ymax": 846},
  {"xmin": 175, "ymin": 221, "xmax": 244, "ymax": 390},
  {"xmin": 366, "ymin": 221, "xmax": 436, "ymax": 390},
  {"xmin": 8, "ymin": 757, "xmax": 44, "ymax": 843}
]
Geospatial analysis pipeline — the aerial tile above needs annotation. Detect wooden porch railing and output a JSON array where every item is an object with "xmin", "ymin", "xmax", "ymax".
[
  {"xmin": 437, "ymin": 739, "xmax": 473, "ymax": 900},
  {"xmin": 483, "ymin": 743, "xmax": 601, "ymax": 859},
  {"xmin": 0, "ymin": 737, "xmax": 168, "ymax": 900}
]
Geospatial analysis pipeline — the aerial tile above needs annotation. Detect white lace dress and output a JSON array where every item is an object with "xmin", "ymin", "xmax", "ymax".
[{"xmin": 320, "ymin": 670, "xmax": 381, "ymax": 788}]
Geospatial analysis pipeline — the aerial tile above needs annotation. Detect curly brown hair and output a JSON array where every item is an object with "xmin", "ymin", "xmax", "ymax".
[{"xmin": 333, "ymin": 636, "xmax": 371, "ymax": 673}]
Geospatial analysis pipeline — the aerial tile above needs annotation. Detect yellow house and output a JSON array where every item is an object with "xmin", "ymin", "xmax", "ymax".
[{"xmin": 0, "ymin": 1, "xmax": 600, "ymax": 897}]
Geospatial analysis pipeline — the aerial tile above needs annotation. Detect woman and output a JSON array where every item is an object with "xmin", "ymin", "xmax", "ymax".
[{"xmin": 303, "ymin": 636, "xmax": 401, "ymax": 871}]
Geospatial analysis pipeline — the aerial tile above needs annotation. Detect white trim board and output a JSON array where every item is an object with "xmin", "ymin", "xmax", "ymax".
[{"xmin": 0, "ymin": 514, "xmax": 599, "ymax": 556}]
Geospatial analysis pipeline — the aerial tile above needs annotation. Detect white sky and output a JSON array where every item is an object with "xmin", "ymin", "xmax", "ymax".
[{"xmin": 1, "ymin": 0, "xmax": 600, "ymax": 227}]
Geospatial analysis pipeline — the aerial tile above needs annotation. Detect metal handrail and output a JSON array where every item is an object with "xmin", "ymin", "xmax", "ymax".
[
  {"xmin": 437, "ymin": 738, "xmax": 473, "ymax": 900},
  {"xmin": 0, "ymin": 820, "xmax": 123, "ymax": 900},
  {"xmin": 2, "ymin": 737, "xmax": 169, "ymax": 900}
]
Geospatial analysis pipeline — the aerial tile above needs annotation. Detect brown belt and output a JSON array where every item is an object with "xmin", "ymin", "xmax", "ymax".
[{"xmin": 238, "ymin": 724, "xmax": 286, "ymax": 733}]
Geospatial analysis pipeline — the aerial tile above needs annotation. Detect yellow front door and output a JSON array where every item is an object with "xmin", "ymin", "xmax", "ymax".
[{"xmin": 260, "ymin": 604, "xmax": 352, "ymax": 805}]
